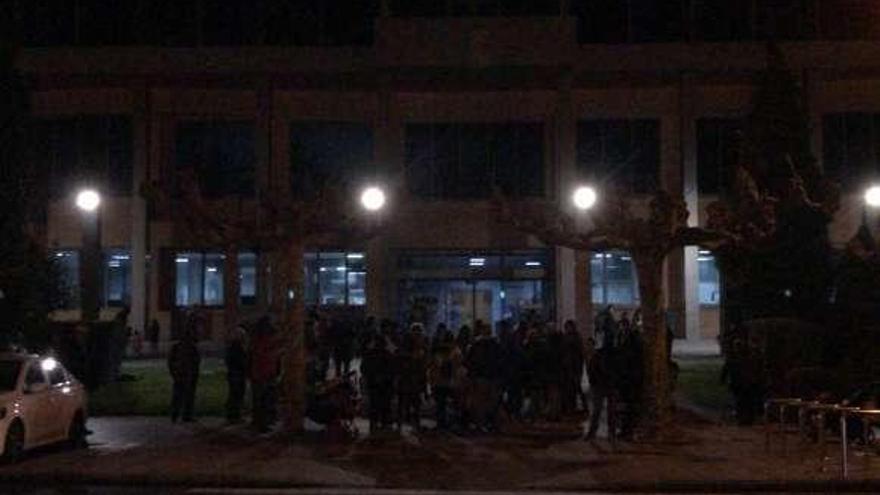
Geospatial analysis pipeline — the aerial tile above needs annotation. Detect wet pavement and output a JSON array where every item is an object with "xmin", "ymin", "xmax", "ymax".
[{"xmin": 1, "ymin": 412, "xmax": 880, "ymax": 492}]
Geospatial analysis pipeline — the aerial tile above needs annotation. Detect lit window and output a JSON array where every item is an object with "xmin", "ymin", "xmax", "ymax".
[
  {"xmin": 175, "ymin": 251, "xmax": 224, "ymax": 307},
  {"xmin": 238, "ymin": 252, "xmax": 257, "ymax": 306},
  {"xmin": 698, "ymin": 250, "xmax": 721, "ymax": 305},
  {"xmin": 304, "ymin": 251, "xmax": 366, "ymax": 306},
  {"xmin": 590, "ymin": 251, "xmax": 639, "ymax": 305},
  {"xmin": 103, "ymin": 249, "xmax": 131, "ymax": 307}
]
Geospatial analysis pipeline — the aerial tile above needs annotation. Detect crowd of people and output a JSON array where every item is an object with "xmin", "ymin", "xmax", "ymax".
[{"xmin": 167, "ymin": 305, "xmax": 654, "ymax": 439}]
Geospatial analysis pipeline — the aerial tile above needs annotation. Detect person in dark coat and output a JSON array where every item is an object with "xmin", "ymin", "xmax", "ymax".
[
  {"xmin": 616, "ymin": 319, "xmax": 643, "ymax": 439},
  {"xmin": 168, "ymin": 320, "xmax": 201, "ymax": 423},
  {"xmin": 224, "ymin": 324, "xmax": 248, "ymax": 423},
  {"xmin": 463, "ymin": 320, "xmax": 504, "ymax": 431},
  {"xmin": 361, "ymin": 331, "xmax": 395, "ymax": 434},
  {"xmin": 396, "ymin": 323, "xmax": 428, "ymax": 432},
  {"xmin": 333, "ymin": 319, "xmax": 355, "ymax": 378},
  {"xmin": 249, "ymin": 316, "xmax": 280, "ymax": 433},
  {"xmin": 147, "ymin": 319, "xmax": 161, "ymax": 355},
  {"xmin": 561, "ymin": 319, "xmax": 585, "ymax": 414}
]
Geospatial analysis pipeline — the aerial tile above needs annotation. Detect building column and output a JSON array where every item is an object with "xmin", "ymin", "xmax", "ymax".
[
  {"xmin": 370, "ymin": 83, "xmax": 401, "ymax": 319},
  {"xmin": 554, "ymin": 69, "xmax": 581, "ymax": 331},
  {"xmin": 129, "ymin": 87, "xmax": 149, "ymax": 335},
  {"xmin": 680, "ymin": 74, "xmax": 701, "ymax": 342}
]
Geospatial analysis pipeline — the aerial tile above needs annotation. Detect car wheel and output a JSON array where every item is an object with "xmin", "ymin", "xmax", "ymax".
[
  {"xmin": 67, "ymin": 412, "xmax": 88, "ymax": 449},
  {"xmin": 3, "ymin": 421, "xmax": 24, "ymax": 464}
]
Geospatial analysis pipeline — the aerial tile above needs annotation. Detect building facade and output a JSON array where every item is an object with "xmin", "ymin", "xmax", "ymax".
[{"xmin": 14, "ymin": 2, "xmax": 880, "ymax": 348}]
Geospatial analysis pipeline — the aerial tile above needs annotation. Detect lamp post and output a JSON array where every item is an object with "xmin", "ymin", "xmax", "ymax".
[{"xmin": 76, "ymin": 188, "xmax": 102, "ymax": 323}]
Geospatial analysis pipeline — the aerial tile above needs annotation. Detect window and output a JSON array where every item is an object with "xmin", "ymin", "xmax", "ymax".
[
  {"xmin": 52, "ymin": 250, "xmax": 80, "ymax": 309},
  {"xmin": 25, "ymin": 365, "xmax": 45, "ymax": 389},
  {"xmin": 573, "ymin": 0, "xmax": 683, "ymax": 43},
  {"xmin": 304, "ymin": 252, "xmax": 366, "ymax": 306},
  {"xmin": 31, "ymin": 116, "xmax": 133, "ymax": 198},
  {"xmin": 175, "ymin": 122, "xmax": 256, "ymax": 197},
  {"xmin": 591, "ymin": 251, "xmax": 639, "ymax": 305},
  {"xmin": 577, "ymin": 120, "xmax": 659, "ymax": 194},
  {"xmin": 289, "ymin": 122, "xmax": 375, "ymax": 199},
  {"xmin": 174, "ymin": 251, "xmax": 257, "ymax": 307},
  {"xmin": 103, "ymin": 249, "xmax": 131, "ymax": 307},
  {"xmin": 406, "ymin": 123, "xmax": 544, "ymax": 199},
  {"xmin": 690, "ymin": 0, "xmax": 754, "ymax": 41},
  {"xmin": 175, "ymin": 252, "xmax": 222, "ymax": 307},
  {"xmin": 822, "ymin": 113, "xmax": 880, "ymax": 189},
  {"xmin": 697, "ymin": 118, "xmax": 744, "ymax": 195},
  {"xmin": 698, "ymin": 250, "xmax": 721, "ymax": 305},
  {"xmin": 396, "ymin": 250, "xmax": 553, "ymax": 329},
  {"xmin": 48, "ymin": 366, "xmax": 67, "ymax": 386},
  {"xmin": 238, "ymin": 252, "xmax": 258, "ymax": 306}
]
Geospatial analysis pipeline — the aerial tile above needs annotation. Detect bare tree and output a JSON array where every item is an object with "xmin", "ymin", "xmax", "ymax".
[
  {"xmin": 144, "ymin": 170, "xmax": 387, "ymax": 434},
  {"xmin": 493, "ymin": 161, "xmax": 834, "ymax": 435}
]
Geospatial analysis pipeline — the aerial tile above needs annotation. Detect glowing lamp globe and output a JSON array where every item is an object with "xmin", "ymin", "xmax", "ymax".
[
  {"xmin": 75, "ymin": 189, "xmax": 101, "ymax": 212},
  {"xmin": 572, "ymin": 185, "xmax": 598, "ymax": 211},
  {"xmin": 360, "ymin": 186, "xmax": 386, "ymax": 212},
  {"xmin": 866, "ymin": 185, "xmax": 880, "ymax": 208}
]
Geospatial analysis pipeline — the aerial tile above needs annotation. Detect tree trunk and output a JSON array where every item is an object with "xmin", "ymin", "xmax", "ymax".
[
  {"xmin": 280, "ymin": 239, "xmax": 306, "ymax": 434},
  {"xmin": 223, "ymin": 244, "xmax": 240, "ymax": 334},
  {"xmin": 634, "ymin": 255, "xmax": 671, "ymax": 437}
]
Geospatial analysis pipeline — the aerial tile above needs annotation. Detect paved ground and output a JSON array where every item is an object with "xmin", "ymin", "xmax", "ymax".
[{"xmin": 2, "ymin": 408, "xmax": 880, "ymax": 492}]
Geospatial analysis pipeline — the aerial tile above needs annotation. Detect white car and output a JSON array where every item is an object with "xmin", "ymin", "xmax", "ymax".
[{"xmin": 0, "ymin": 353, "xmax": 88, "ymax": 462}]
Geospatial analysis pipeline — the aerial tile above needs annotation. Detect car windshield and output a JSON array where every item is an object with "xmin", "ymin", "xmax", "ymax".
[{"xmin": 0, "ymin": 361, "xmax": 21, "ymax": 392}]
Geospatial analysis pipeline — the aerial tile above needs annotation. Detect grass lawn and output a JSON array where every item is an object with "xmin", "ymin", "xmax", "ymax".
[
  {"xmin": 89, "ymin": 358, "xmax": 234, "ymax": 417},
  {"xmin": 676, "ymin": 357, "xmax": 733, "ymax": 416}
]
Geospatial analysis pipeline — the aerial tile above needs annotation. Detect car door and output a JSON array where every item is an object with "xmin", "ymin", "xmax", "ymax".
[
  {"xmin": 45, "ymin": 364, "xmax": 73, "ymax": 441},
  {"xmin": 19, "ymin": 362, "xmax": 52, "ymax": 446}
]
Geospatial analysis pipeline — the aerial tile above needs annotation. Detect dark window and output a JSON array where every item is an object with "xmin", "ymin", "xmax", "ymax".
[
  {"xmin": 690, "ymin": 0, "xmax": 754, "ymax": 41},
  {"xmin": 405, "ymin": 123, "xmax": 544, "ymax": 199},
  {"xmin": 697, "ymin": 118, "xmax": 744, "ymax": 195},
  {"xmin": 392, "ymin": 0, "xmax": 558, "ymax": 16},
  {"xmin": 51, "ymin": 250, "xmax": 81, "ymax": 310},
  {"xmin": 264, "ymin": 0, "xmax": 377, "ymax": 46},
  {"xmin": 576, "ymin": 119, "xmax": 660, "ymax": 194},
  {"xmin": 289, "ymin": 123, "xmax": 375, "ymax": 199},
  {"xmin": 755, "ymin": 0, "xmax": 816, "ymax": 41},
  {"xmin": 76, "ymin": 0, "xmax": 137, "ymax": 45},
  {"xmin": 175, "ymin": 122, "xmax": 256, "ymax": 198},
  {"xmin": 18, "ymin": 1, "xmax": 77, "ymax": 46},
  {"xmin": 572, "ymin": 0, "xmax": 683, "ymax": 43},
  {"xmin": 31, "ymin": 116, "xmax": 133, "ymax": 198},
  {"xmin": 48, "ymin": 366, "xmax": 67, "ymax": 386},
  {"xmin": 822, "ymin": 113, "xmax": 880, "ymax": 189}
]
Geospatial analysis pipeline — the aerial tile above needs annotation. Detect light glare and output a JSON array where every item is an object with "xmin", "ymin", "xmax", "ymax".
[
  {"xmin": 572, "ymin": 186, "xmax": 598, "ymax": 210},
  {"xmin": 41, "ymin": 357, "xmax": 58, "ymax": 372},
  {"xmin": 866, "ymin": 185, "xmax": 880, "ymax": 208},
  {"xmin": 75, "ymin": 189, "xmax": 101, "ymax": 212},
  {"xmin": 360, "ymin": 186, "xmax": 386, "ymax": 211}
]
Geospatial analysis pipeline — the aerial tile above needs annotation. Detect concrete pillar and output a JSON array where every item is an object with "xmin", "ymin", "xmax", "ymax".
[
  {"xmin": 554, "ymin": 70, "xmax": 580, "ymax": 331},
  {"xmin": 680, "ymin": 74, "xmax": 701, "ymax": 341},
  {"xmin": 370, "ymin": 83, "xmax": 401, "ymax": 319},
  {"xmin": 129, "ymin": 87, "xmax": 149, "ymax": 335}
]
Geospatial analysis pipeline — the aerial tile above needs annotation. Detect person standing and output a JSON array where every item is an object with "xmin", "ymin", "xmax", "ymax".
[
  {"xmin": 249, "ymin": 316, "xmax": 279, "ymax": 433},
  {"xmin": 147, "ymin": 319, "xmax": 161, "ymax": 355},
  {"xmin": 561, "ymin": 319, "xmax": 585, "ymax": 415},
  {"xmin": 168, "ymin": 322, "xmax": 201, "ymax": 423},
  {"xmin": 362, "ymin": 332, "xmax": 395, "ymax": 434},
  {"xmin": 429, "ymin": 329, "xmax": 462, "ymax": 430},
  {"xmin": 225, "ymin": 324, "xmax": 248, "ymax": 424}
]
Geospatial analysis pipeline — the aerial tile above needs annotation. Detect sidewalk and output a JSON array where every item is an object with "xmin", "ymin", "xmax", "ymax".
[{"xmin": 1, "ymin": 412, "xmax": 879, "ymax": 490}]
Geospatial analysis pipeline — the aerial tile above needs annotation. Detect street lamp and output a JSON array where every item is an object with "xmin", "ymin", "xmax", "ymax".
[
  {"xmin": 75, "ymin": 188, "xmax": 102, "ymax": 323},
  {"xmin": 865, "ymin": 184, "xmax": 880, "ymax": 209},
  {"xmin": 360, "ymin": 186, "xmax": 386, "ymax": 212},
  {"xmin": 572, "ymin": 185, "xmax": 598, "ymax": 211},
  {"xmin": 75, "ymin": 189, "xmax": 101, "ymax": 212}
]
